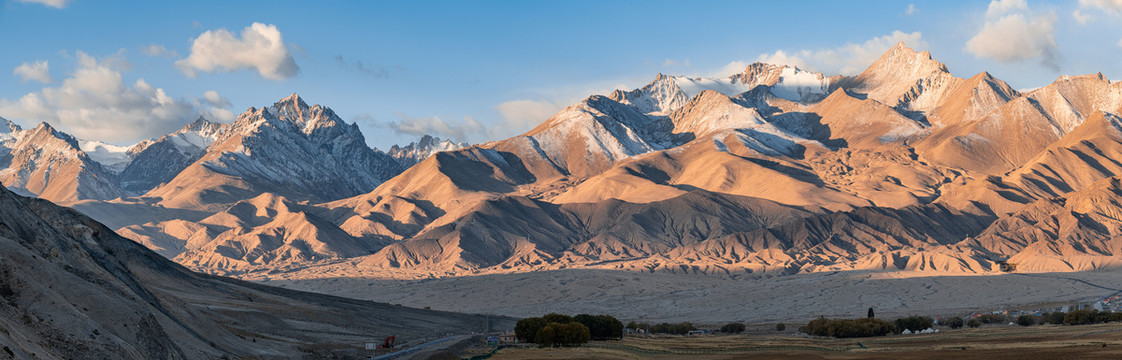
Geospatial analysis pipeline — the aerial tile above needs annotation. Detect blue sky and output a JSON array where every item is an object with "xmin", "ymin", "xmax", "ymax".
[{"xmin": 2, "ymin": 0, "xmax": 1121, "ymax": 148}]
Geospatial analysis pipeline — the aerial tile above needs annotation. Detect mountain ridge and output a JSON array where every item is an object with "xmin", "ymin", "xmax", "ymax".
[{"xmin": 8, "ymin": 42, "xmax": 1122, "ymax": 280}]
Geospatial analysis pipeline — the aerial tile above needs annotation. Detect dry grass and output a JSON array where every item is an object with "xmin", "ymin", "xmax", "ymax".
[{"xmin": 485, "ymin": 323, "xmax": 1122, "ymax": 360}]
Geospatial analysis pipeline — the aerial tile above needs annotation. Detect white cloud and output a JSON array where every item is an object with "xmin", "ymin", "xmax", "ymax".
[
  {"xmin": 16, "ymin": 0, "xmax": 71, "ymax": 8},
  {"xmin": 986, "ymin": 0, "xmax": 1027, "ymax": 17},
  {"xmin": 13, "ymin": 60, "xmax": 52, "ymax": 83},
  {"xmin": 1074, "ymin": 0, "xmax": 1122, "ymax": 23},
  {"xmin": 175, "ymin": 22, "xmax": 299, "ymax": 80},
  {"xmin": 906, "ymin": 3, "xmax": 919, "ymax": 15},
  {"xmin": 1072, "ymin": 10, "xmax": 1092, "ymax": 23},
  {"xmin": 494, "ymin": 99, "xmax": 563, "ymax": 136},
  {"xmin": 1118, "ymin": 38, "xmax": 1122, "ymax": 49},
  {"xmin": 662, "ymin": 58, "xmax": 691, "ymax": 67},
  {"xmin": 749, "ymin": 31, "xmax": 926, "ymax": 76},
  {"xmin": 372, "ymin": 112, "xmax": 485, "ymax": 141},
  {"xmin": 966, "ymin": 1, "xmax": 1058, "ymax": 70},
  {"xmin": 141, "ymin": 44, "xmax": 178, "ymax": 58},
  {"xmin": 0, "ymin": 51, "xmax": 223, "ymax": 143},
  {"xmin": 754, "ymin": 50, "xmax": 809, "ymax": 69},
  {"xmin": 196, "ymin": 90, "xmax": 235, "ymax": 122}
]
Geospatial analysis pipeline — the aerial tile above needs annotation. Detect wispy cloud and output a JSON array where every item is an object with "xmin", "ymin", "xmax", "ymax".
[
  {"xmin": 362, "ymin": 112, "xmax": 485, "ymax": 141},
  {"xmin": 906, "ymin": 3, "xmax": 919, "ymax": 15},
  {"xmin": 334, "ymin": 55, "xmax": 388, "ymax": 79},
  {"xmin": 1073, "ymin": 0, "xmax": 1122, "ymax": 24},
  {"xmin": 141, "ymin": 44, "xmax": 179, "ymax": 58},
  {"xmin": 16, "ymin": 0, "xmax": 71, "ymax": 9}
]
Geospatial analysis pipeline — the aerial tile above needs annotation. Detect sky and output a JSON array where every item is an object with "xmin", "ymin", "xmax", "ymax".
[{"xmin": 2, "ymin": 0, "xmax": 1121, "ymax": 148}]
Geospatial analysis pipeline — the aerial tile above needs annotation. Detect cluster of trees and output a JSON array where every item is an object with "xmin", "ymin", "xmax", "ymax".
[
  {"xmin": 573, "ymin": 314, "xmax": 624, "ymax": 340},
  {"xmin": 1026, "ymin": 310, "xmax": 1122, "ymax": 326},
  {"xmin": 800, "ymin": 315, "xmax": 937, "ymax": 338},
  {"xmin": 719, "ymin": 323, "xmax": 745, "ymax": 334},
  {"xmin": 625, "ymin": 321, "xmax": 697, "ymax": 335},
  {"xmin": 799, "ymin": 317, "xmax": 894, "ymax": 338},
  {"xmin": 893, "ymin": 316, "xmax": 933, "ymax": 333},
  {"xmin": 951, "ymin": 310, "xmax": 1122, "ymax": 328},
  {"xmin": 516, "ymin": 313, "xmax": 623, "ymax": 346}
]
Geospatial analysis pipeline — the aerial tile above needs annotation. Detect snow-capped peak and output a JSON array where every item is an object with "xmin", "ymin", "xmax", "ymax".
[
  {"xmin": 386, "ymin": 135, "xmax": 469, "ymax": 167},
  {"xmin": 611, "ymin": 64, "xmax": 832, "ymax": 115}
]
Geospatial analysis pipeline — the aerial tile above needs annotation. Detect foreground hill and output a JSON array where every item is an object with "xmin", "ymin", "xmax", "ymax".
[{"xmin": 0, "ymin": 185, "xmax": 497, "ymax": 359}]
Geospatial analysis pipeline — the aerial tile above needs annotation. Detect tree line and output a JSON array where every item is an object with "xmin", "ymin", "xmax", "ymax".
[{"xmin": 515, "ymin": 313, "xmax": 623, "ymax": 346}]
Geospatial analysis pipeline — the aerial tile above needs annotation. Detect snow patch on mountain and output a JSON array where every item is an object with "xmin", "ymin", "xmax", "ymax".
[
  {"xmin": 770, "ymin": 67, "xmax": 831, "ymax": 102},
  {"xmin": 78, "ymin": 140, "xmax": 134, "ymax": 173}
]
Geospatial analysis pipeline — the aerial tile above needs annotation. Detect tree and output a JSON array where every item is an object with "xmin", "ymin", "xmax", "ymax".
[
  {"xmin": 776, "ymin": 323, "xmax": 786, "ymax": 331},
  {"xmin": 574, "ymin": 314, "xmax": 623, "ymax": 340},
  {"xmin": 720, "ymin": 323, "xmax": 745, "ymax": 334},
  {"xmin": 946, "ymin": 316, "xmax": 964, "ymax": 329},
  {"xmin": 1017, "ymin": 315, "xmax": 1036, "ymax": 326},
  {"xmin": 543, "ymin": 313, "xmax": 573, "ymax": 324},
  {"xmin": 1046, "ymin": 312, "xmax": 1066, "ymax": 325},
  {"xmin": 967, "ymin": 319, "xmax": 981, "ymax": 328},
  {"xmin": 868, "ymin": 307, "xmax": 875, "ymax": 319},
  {"xmin": 515, "ymin": 317, "xmax": 547, "ymax": 343},
  {"xmin": 1064, "ymin": 310, "xmax": 1097, "ymax": 325},
  {"xmin": 536, "ymin": 322, "xmax": 590, "ymax": 347}
]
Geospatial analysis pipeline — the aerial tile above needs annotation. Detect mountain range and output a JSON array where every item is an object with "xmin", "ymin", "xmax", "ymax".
[{"xmin": 5, "ymin": 42, "xmax": 1122, "ymax": 279}]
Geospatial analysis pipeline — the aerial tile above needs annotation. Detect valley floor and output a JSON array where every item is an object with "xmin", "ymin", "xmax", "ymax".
[
  {"xmin": 475, "ymin": 322, "xmax": 1122, "ymax": 360},
  {"xmin": 257, "ymin": 269, "xmax": 1122, "ymax": 324}
]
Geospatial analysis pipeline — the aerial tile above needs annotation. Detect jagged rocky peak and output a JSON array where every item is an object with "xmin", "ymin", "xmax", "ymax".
[
  {"xmin": 23, "ymin": 122, "xmax": 80, "ymax": 150},
  {"xmin": 609, "ymin": 73, "xmax": 691, "ymax": 114},
  {"xmin": 0, "ymin": 116, "xmax": 20, "ymax": 133},
  {"xmin": 254, "ymin": 93, "xmax": 356, "ymax": 136},
  {"xmin": 729, "ymin": 62, "xmax": 787, "ymax": 85},
  {"xmin": 867, "ymin": 41, "xmax": 950, "ymax": 77}
]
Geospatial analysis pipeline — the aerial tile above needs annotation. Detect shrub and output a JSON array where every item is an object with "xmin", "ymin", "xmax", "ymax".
[
  {"xmin": 1017, "ymin": 315, "xmax": 1036, "ymax": 326},
  {"xmin": 894, "ymin": 316, "xmax": 933, "ymax": 333},
  {"xmin": 967, "ymin": 319, "xmax": 981, "ymax": 328},
  {"xmin": 720, "ymin": 323, "xmax": 745, "ymax": 334},
  {"xmin": 946, "ymin": 316, "xmax": 964, "ymax": 329},
  {"xmin": 776, "ymin": 323, "xmax": 786, "ymax": 331}
]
